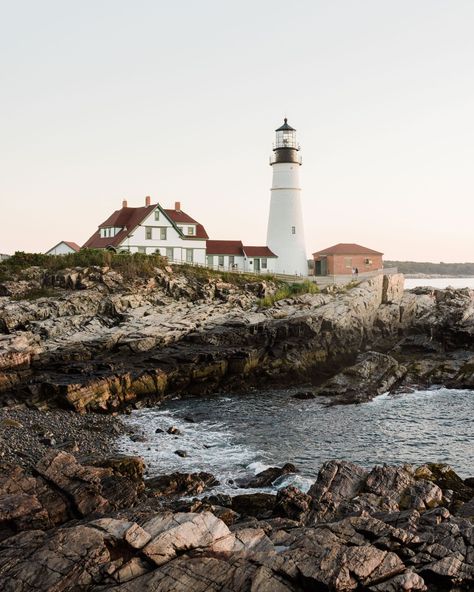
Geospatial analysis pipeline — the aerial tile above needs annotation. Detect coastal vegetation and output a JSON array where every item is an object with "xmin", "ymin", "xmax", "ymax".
[
  {"xmin": 258, "ymin": 280, "xmax": 320, "ymax": 307},
  {"xmin": 385, "ymin": 260, "xmax": 474, "ymax": 276},
  {"xmin": 0, "ymin": 250, "xmax": 272, "ymax": 286}
]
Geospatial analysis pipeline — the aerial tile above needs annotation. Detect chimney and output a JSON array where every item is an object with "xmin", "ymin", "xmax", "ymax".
[
  {"xmin": 145, "ymin": 195, "xmax": 151, "ymax": 206},
  {"xmin": 175, "ymin": 201, "xmax": 181, "ymax": 211},
  {"xmin": 122, "ymin": 199, "xmax": 128, "ymax": 208}
]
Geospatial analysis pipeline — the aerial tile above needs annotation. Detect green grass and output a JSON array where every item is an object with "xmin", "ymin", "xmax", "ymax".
[{"xmin": 258, "ymin": 280, "xmax": 320, "ymax": 307}]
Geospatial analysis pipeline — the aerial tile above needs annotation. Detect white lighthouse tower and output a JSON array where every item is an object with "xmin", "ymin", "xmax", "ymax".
[{"xmin": 266, "ymin": 119, "xmax": 308, "ymax": 276}]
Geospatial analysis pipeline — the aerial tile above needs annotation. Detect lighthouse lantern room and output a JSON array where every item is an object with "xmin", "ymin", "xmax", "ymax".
[{"xmin": 266, "ymin": 119, "xmax": 308, "ymax": 276}]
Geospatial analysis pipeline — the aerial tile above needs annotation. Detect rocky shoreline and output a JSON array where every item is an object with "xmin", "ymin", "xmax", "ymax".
[
  {"xmin": 1, "ymin": 264, "xmax": 473, "ymax": 590},
  {"xmin": 0, "ymin": 448, "xmax": 473, "ymax": 590},
  {"xmin": 0, "ymin": 264, "xmax": 473, "ymax": 412}
]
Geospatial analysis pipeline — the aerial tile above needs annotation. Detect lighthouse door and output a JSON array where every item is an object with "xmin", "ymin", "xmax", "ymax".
[{"xmin": 254, "ymin": 258, "xmax": 260, "ymax": 273}]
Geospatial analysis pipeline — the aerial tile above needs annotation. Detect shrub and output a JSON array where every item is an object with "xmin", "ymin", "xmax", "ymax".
[{"xmin": 0, "ymin": 250, "xmax": 166, "ymax": 281}]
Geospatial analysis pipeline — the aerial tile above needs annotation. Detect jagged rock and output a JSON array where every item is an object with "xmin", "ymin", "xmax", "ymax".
[
  {"xmin": 314, "ymin": 352, "xmax": 407, "ymax": 403},
  {"xmin": 309, "ymin": 460, "xmax": 369, "ymax": 521},
  {"xmin": 231, "ymin": 493, "xmax": 276, "ymax": 518},
  {"xmin": 236, "ymin": 463, "xmax": 296, "ymax": 488},
  {"xmin": 146, "ymin": 471, "xmax": 218, "ymax": 497},
  {"xmin": 141, "ymin": 512, "xmax": 230, "ymax": 566},
  {"xmin": 292, "ymin": 391, "xmax": 315, "ymax": 399},
  {"xmin": 274, "ymin": 486, "xmax": 312, "ymax": 522},
  {"xmin": 91, "ymin": 455, "xmax": 145, "ymax": 482},
  {"xmin": 368, "ymin": 570, "xmax": 427, "ymax": 591}
]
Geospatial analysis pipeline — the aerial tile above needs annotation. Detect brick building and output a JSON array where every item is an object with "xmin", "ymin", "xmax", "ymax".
[{"xmin": 312, "ymin": 243, "xmax": 383, "ymax": 276}]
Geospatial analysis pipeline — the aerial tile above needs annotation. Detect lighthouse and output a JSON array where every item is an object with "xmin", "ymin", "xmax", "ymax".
[{"xmin": 266, "ymin": 119, "xmax": 308, "ymax": 276}]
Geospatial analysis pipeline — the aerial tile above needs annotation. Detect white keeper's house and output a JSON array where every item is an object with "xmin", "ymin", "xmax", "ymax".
[
  {"xmin": 83, "ymin": 197, "xmax": 278, "ymax": 273},
  {"xmin": 83, "ymin": 198, "xmax": 209, "ymax": 265}
]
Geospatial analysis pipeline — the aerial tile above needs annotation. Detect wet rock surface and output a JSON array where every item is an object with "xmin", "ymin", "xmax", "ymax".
[{"xmin": 0, "ymin": 454, "xmax": 473, "ymax": 591}]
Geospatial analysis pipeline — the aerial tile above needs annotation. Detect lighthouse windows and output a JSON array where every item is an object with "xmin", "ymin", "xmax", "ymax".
[{"xmin": 292, "ymin": 226, "xmax": 296, "ymax": 234}]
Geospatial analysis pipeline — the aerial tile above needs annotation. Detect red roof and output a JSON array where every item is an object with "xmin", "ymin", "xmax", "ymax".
[
  {"xmin": 63, "ymin": 241, "xmax": 81, "ymax": 252},
  {"xmin": 164, "ymin": 209, "xmax": 208, "ymax": 239},
  {"xmin": 243, "ymin": 246, "xmax": 277, "ymax": 258},
  {"xmin": 83, "ymin": 203, "xmax": 208, "ymax": 249},
  {"xmin": 46, "ymin": 241, "xmax": 81, "ymax": 254},
  {"xmin": 206, "ymin": 240, "xmax": 244, "ymax": 255},
  {"xmin": 312, "ymin": 243, "xmax": 383, "ymax": 257}
]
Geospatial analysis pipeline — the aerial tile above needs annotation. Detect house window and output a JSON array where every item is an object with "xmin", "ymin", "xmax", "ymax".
[
  {"xmin": 218, "ymin": 255, "xmax": 224, "ymax": 266},
  {"xmin": 154, "ymin": 210, "xmax": 160, "ymax": 221},
  {"xmin": 166, "ymin": 247, "xmax": 174, "ymax": 260},
  {"xmin": 228, "ymin": 256, "xmax": 235, "ymax": 267},
  {"xmin": 137, "ymin": 247, "xmax": 146, "ymax": 254},
  {"xmin": 261, "ymin": 258, "xmax": 267, "ymax": 269},
  {"xmin": 292, "ymin": 226, "xmax": 296, "ymax": 234},
  {"xmin": 187, "ymin": 226, "xmax": 195, "ymax": 236},
  {"xmin": 207, "ymin": 255, "xmax": 214, "ymax": 267},
  {"xmin": 365, "ymin": 258, "xmax": 372, "ymax": 265},
  {"xmin": 186, "ymin": 249, "xmax": 193, "ymax": 263},
  {"xmin": 345, "ymin": 257, "xmax": 352, "ymax": 268},
  {"xmin": 145, "ymin": 227, "xmax": 152, "ymax": 240},
  {"xmin": 160, "ymin": 227, "xmax": 167, "ymax": 240}
]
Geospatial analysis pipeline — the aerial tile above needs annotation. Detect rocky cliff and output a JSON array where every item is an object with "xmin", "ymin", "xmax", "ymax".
[{"xmin": 0, "ymin": 265, "xmax": 473, "ymax": 411}]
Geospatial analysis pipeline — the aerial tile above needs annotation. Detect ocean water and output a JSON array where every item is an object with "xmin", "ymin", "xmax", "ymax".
[
  {"xmin": 404, "ymin": 277, "xmax": 474, "ymax": 290},
  {"xmin": 116, "ymin": 388, "xmax": 473, "ymax": 494}
]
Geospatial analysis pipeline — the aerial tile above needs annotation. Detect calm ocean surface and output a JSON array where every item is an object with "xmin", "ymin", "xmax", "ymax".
[{"xmin": 117, "ymin": 388, "xmax": 473, "ymax": 494}]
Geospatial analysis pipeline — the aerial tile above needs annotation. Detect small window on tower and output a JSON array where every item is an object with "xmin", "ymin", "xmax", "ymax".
[{"xmin": 292, "ymin": 226, "xmax": 296, "ymax": 234}]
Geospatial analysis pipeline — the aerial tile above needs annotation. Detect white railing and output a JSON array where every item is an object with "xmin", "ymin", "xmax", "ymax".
[{"xmin": 164, "ymin": 258, "xmax": 397, "ymax": 284}]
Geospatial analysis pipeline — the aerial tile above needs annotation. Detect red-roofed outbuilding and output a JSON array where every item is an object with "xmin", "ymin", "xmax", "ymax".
[{"xmin": 312, "ymin": 243, "xmax": 384, "ymax": 276}]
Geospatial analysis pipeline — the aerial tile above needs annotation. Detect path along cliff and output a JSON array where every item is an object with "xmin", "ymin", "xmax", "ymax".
[{"xmin": 0, "ymin": 263, "xmax": 473, "ymax": 411}]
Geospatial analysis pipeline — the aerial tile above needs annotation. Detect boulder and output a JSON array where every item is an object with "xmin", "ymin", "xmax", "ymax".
[
  {"xmin": 141, "ymin": 511, "xmax": 230, "ymax": 566},
  {"xmin": 314, "ymin": 352, "xmax": 407, "ymax": 403},
  {"xmin": 274, "ymin": 486, "xmax": 312, "ymax": 522},
  {"xmin": 146, "ymin": 472, "xmax": 218, "ymax": 497},
  {"xmin": 236, "ymin": 463, "xmax": 297, "ymax": 488},
  {"xmin": 231, "ymin": 493, "xmax": 276, "ymax": 518}
]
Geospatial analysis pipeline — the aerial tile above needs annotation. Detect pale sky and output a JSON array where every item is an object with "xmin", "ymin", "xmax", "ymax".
[{"xmin": 1, "ymin": 0, "xmax": 473, "ymax": 262}]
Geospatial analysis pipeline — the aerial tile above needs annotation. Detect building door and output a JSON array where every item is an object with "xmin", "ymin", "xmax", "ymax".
[
  {"xmin": 321, "ymin": 257, "xmax": 327, "ymax": 275},
  {"xmin": 254, "ymin": 258, "xmax": 260, "ymax": 272}
]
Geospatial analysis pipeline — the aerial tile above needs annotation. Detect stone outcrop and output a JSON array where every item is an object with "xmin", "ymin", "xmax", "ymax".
[
  {"xmin": 313, "ymin": 351, "xmax": 407, "ymax": 403},
  {"xmin": 0, "ymin": 453, "xmax": 473, "ymax": 591},
  {"xmin": 0, "ymin": 267, "xmax": 473, "ymax": 410}
]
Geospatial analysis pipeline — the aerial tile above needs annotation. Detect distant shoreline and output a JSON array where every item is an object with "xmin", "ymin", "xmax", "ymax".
[{"xmin": 403, "ymin": 274, "xmax": 474, "ymax": 279}]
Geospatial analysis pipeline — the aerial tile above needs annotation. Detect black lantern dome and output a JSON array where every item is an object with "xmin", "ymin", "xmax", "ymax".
[{"xmin": 270, "ymin": 118, "xmax": 301, "ymax": 165}]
